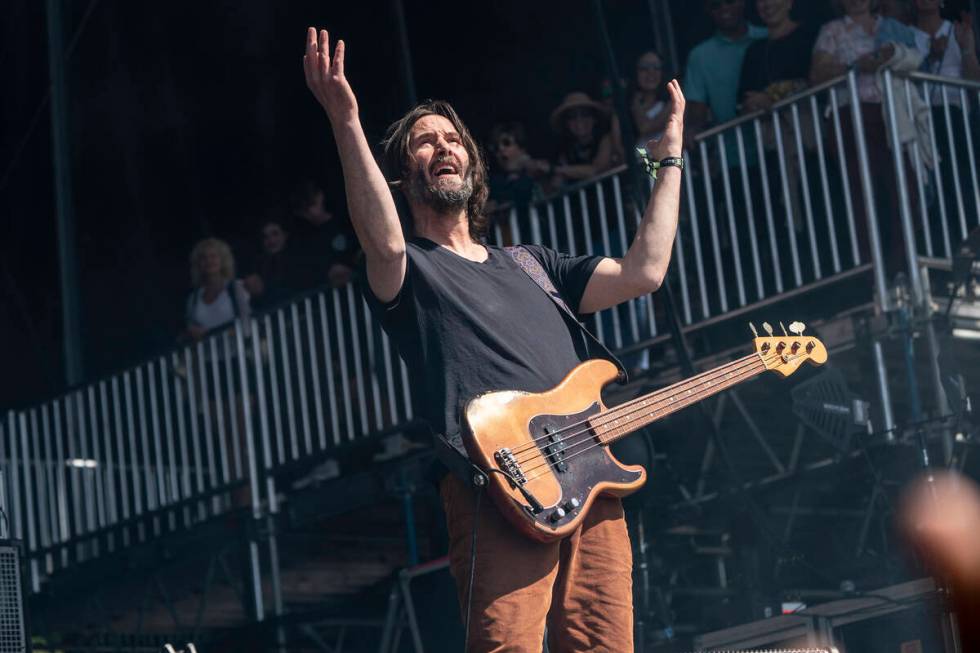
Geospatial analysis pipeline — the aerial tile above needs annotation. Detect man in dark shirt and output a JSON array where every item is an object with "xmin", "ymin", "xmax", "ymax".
[
  {"xmin": 304, "ymin": 27, "xmax": 685, "ymax": 652},
  {"xmin": 738, "ymin": 0, "xmax": 818, "ymax": 113},
  {"xmin": 288, "ymin": 180, "xmax": 360, "ymax": 290}
]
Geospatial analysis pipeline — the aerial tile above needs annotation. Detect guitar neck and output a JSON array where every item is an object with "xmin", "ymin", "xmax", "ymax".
[{"xmin": 592, "ymin": 353, "xmax": 768, "ymax": 446}]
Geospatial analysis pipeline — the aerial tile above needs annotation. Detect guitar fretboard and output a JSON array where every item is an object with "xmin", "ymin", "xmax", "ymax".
[{"xmin": 591, "ymin": 353, "xmax": 768, "ymax": 445}]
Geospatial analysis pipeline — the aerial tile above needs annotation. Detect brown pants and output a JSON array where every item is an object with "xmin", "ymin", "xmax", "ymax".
[{"xmin": 440, "ymin": 475, "xmax": 634, "ymax": 652}]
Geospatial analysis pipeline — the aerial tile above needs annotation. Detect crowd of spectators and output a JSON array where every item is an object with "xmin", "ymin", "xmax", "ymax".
[
  {"xmin": 183, "ymin": 181, "xmax": 360, "ymax": 340},
  {"xmin": 182, "ymin": 0, "xmax": 979, "ymax": 340}
]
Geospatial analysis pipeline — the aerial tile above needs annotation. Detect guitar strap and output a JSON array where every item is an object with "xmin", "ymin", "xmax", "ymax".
[
  {"xmin": 433, "ymin": 245, "xmax": 631, "ymax": 486},
  {"xmin": 503, "ymin": 245, "xmax": 628, "ymax": 383}
]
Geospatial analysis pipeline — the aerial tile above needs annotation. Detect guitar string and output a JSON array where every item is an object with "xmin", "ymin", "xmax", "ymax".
[
  {"xmin": 508, "ymin": 352, "xmax": 763, "ymax": 465},
  {"xmin": 505, "ymin": 352, "xmax": 765, "ymax": 461},
  {"xmin": 517, "ymin": 353, "xmax": 783, "ymax": 484},
  {"xmin": 514, "ymin": 353, "xmax": 776, "ymax": 478},
  {"xmin": 508, "ymin": 351, "xmax": 771, "ymax": 464}
]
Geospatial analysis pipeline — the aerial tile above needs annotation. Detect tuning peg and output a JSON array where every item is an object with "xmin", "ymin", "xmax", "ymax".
[
  {"xmin": 750, "ymin": 323, "xmax": 759, "ymax": 338},
  {"xmin": 762, "ymin": 322, "xmax": 774, "ymax": 337},
  {"xmin": 779, "ymin": 321, "xmax": 788, "ymax": 336},
  {"xmin": 789, "ymin": 321, "xmax": 805, "ymax": 336}
]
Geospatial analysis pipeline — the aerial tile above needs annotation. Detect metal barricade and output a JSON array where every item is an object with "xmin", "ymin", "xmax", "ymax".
[{"xmin": 882, "ymin": 69, "xmax": 980, "ymax": 303}]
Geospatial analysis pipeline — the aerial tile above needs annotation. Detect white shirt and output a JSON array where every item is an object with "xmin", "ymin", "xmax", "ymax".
[
  {"xmin": 914, "ymin": 21, "xmax": 965, "ymax": 107},
  {"xmin": 189, "ymin": 281, "xmax": 247, "ymax": 330}
]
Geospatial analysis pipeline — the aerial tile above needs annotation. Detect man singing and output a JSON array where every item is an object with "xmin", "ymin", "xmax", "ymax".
[{"xmin": 304, "ymin": 27, "xmax": 685, "ymax": 652}]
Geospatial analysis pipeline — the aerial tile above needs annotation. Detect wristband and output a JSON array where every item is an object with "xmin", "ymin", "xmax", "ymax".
[{"xmin": 636, "ymin": 147, "xmax": 685, "ymax": 180}]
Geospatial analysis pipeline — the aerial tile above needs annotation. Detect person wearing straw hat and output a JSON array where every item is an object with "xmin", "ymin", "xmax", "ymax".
[
  {"xmin": 304, "ymin": 26, "xmax": 686, "ymax": 652},
  {"xmin": 550, "ymin": 91, "xmax": 623, "ymax": 185}
]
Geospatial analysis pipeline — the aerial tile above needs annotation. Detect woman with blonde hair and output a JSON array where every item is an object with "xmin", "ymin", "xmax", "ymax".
[{"xmin": 185, "ymin": 237, "xmax": 250, "ymax": 340}]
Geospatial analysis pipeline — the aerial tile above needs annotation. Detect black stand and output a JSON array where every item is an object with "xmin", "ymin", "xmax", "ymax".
[{"xmin": 463, "ymin": 465, "xmax": 487, "ymax": 653}]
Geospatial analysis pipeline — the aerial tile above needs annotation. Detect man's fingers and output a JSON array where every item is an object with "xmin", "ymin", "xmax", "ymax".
[
  {"xmin": 334, "ymin": 40, "xmax": 345, "ymax": 77},
  {"xmin": 307, "ymin": 27, "xmax": 317, "ymax": 55},
  {"xmin": 319, "ymin": 29, "xmax": 331, "ymax": 71}
]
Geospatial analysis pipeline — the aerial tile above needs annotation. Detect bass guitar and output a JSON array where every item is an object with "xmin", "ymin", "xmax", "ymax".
[{"xmin": 461, "ymin": 321, "xmax": 826, "ymax": 542}]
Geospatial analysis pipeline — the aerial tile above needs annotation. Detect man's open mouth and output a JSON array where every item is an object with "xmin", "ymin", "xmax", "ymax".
[{"xmin": 431, "ymin": 160, "xmax": 460, "ymax": 178}]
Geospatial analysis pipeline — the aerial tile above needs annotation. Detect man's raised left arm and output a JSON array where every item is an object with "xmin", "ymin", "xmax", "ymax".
[{"xmin": 579, "ymin": 79, "xmax": 685, "ymax": 314}]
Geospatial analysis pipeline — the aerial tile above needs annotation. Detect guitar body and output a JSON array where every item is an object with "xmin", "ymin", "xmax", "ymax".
[{"xmin": 462, "ymin": 359, "xmax": 646, "ymax": 543}]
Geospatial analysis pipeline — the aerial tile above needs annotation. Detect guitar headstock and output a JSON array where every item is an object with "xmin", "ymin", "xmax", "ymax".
[{"xmin": 751, "ymin": 321, "xmax": 827, "ymax": 377}]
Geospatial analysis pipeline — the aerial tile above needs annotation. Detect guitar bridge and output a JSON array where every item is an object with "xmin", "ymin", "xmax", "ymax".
[{"xmin": 494, "ymin": 448, "xmax": 527, "ymax": 485}]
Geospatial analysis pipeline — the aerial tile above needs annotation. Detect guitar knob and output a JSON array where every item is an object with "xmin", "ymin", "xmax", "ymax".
[
  {"xmin": 564, "ymin": 497, "xmax": 581, "ymax": 511},
  {"xmin": 550, "ymin": 507, "xmax": 567, "ymax": 523}
]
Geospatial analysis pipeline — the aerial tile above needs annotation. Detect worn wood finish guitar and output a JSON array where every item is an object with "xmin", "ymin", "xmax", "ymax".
[{"xmin": 461, "ymin": 322, "xmax": 827, "ymax": 543}]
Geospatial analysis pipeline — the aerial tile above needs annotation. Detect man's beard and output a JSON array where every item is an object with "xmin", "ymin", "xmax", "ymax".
[{"xmin": 406, "ymin": 165, "xmax": 474, "ymax": 213}]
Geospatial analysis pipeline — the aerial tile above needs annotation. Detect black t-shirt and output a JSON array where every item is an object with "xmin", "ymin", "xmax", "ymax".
[
  {"xmin": 289, "ymin": 216, "xmax": 360, "ymax": 290},
  {"xmin": 366, "ymin": 238, "xmax": 603, "ymax": 438},
  {"xmin": 738, "ymin": 24, "xmax": 818, "ymax": 98}
]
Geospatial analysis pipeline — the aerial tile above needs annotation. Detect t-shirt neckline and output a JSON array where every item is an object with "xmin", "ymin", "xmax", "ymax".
[{"xmin": 414, "ymin": 237, "xmax": 494, "ymax": 265}]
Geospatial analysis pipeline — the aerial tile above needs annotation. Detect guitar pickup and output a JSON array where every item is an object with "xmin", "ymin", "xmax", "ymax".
[{"xmin": 543, "ymin": 431, "xmax": 568, "ymax": 473}]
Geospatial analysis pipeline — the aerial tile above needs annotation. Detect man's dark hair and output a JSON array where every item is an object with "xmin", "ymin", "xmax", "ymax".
[{"xmin": 380, "ymin": 100, "xmax": 490, "ymax": 242}]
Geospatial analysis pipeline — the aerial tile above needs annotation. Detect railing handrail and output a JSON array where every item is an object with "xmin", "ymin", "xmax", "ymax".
[
  {"xmin": 693, "ymin": 74, "xmax": 851, "ymax": 143},
  {"xmin": 898, "ymin": 70, "xmax": 980, "ymax": 91}
]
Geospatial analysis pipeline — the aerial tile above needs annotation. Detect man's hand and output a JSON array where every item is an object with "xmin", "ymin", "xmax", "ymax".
[
  {"xmin": 304, "ymin": 28, "xmax": 357, "ymax": 124},
  {"xmin": 187, "ymin": 324, "xmax": 208, "ymax": 342},
  {"xmin": 930, "ymin": 34, "xmax": 950, "ymax": 62},
  {"xmin": 742, "ymin": 90, "xmax": 773, "ymax": 114},
  {"xmin": 646, "ymin": 79, "xmax": 685, "ymax": 161},
  {"xmin": 954, "ymin": 13, "xmax": 975, "ymax": 54},
  {"xmin": 327, "ymin": 263, "xmax": 353, "ymax": 288}
]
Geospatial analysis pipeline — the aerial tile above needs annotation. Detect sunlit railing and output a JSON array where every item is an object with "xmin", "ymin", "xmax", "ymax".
[{"xmin": 882, "ymin": 70, "xmax": 980, "ymax": 304}]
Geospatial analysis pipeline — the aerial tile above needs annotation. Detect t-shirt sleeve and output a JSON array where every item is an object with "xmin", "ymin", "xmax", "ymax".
[
  {"xmin": 360, "ymin": 254, "xmax": 415, "ymax": 330},
  {"xmin": 521, "ymin": 245, "xmax": 604, "ymax": 316},
  {"xmin": 684, "ymin": 47, "xmax": 709, "ymax": 104}
]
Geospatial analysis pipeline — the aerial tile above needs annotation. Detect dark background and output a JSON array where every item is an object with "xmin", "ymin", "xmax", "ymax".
[{"xmin": 0, "ymin": 0, "xmax": 927, "ymax": 409}]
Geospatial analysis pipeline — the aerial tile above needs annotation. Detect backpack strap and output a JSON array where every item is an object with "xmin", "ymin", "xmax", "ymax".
[{"xmin": 503, "ymin": 245, "xmax": 628, "ymax": 384}]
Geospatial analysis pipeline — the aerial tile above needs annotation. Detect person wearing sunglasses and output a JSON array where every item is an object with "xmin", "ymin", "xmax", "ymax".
[
  {"xmin": 631, "ymin": 50, "xmax": 673, "ymax": 148},
  {"xmin": 684, "ymin": 0, "xmax": 768, "ymax": 140},
  {"xmin": 485, "ymin": 122, "xmax": 552, "ymax": 212}
]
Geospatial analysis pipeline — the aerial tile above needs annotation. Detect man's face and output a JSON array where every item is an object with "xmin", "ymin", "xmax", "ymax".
[
  {"xmin": 201, "ymin": 247, "xmax": 222, "ymax": 278},
  {"xmin": 636, "ymin": 52, "xmax": 664, "ymax": 92},
  {"xmin": 262, "ymin": 223, "xmax": 287, "ymax": 255},
  {"xmin": 707, "ymin": 0, "xmax": 746, "ymax": 31},
  {"xmin": 406, "ymin": 114, "xmax": 473, "ymax": 212},
  {"xmin": 565, "ymin": 109, "xmax": 596, "ymax": 142},
  {"xmin": 756, "ymin": 0, "xmax": 792, "ymax": 26},
  {"xmin": 493, "ymin": 132, "xmax": 527, "ymax": 173}
]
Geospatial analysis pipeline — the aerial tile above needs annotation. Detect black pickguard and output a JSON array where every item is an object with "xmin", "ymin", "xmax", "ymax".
[{"xmin": 524, "ymin": 403, "xmax": 642, "ymax": 529}]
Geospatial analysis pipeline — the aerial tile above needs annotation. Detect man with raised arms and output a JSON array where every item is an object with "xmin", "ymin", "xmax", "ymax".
[{"xmin": 304, "ymin": 27, "xmax": 685, "ymax": 652}]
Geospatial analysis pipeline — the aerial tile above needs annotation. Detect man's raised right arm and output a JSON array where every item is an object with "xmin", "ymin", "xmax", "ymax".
[{"xmin": 304, "ymin": 28, "xmax": 405, "ymax": 303}]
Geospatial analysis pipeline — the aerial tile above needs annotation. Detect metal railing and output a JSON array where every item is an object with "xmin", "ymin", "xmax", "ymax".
[
  {"xmin": 0, "ymin": 286, "xmax": 415, "ymax": 594},
  {"xmin": 491, "ymin": 72, "xmax": 884, "ymax": 330},
  {"xmin": 882, "ymin": 70, "xmax": 980, "ymax": 304},
  {"xmin": 3, "ymin": 71, "xmax": 970, "ymax": 595}
]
